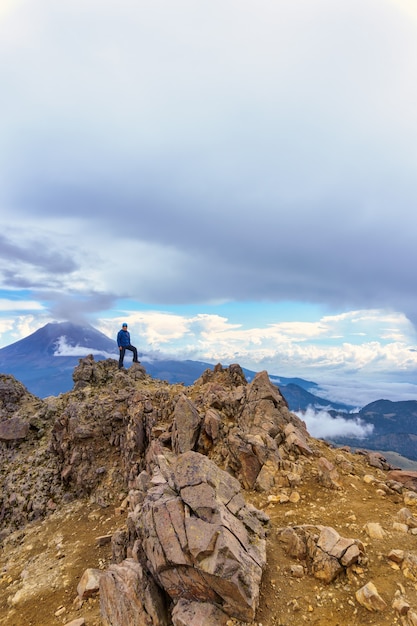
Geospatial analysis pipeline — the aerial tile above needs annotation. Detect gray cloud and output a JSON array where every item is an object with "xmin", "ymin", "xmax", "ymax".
[
  {"xmin": 40, "ymin": 291, "xmax": 118, "ymax": 324},
  {"xmin": 1, "ymin": 1, "xmax": 417, "ymax": 322},
  {"xmin": 0, "ymin": 233, "xmax": 79, "ymax": 293}
]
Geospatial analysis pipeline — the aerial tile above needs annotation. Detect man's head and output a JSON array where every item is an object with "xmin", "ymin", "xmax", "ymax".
[{"xmin": 122, "ymin": 323, "xmax": 128, "ymax": 329}]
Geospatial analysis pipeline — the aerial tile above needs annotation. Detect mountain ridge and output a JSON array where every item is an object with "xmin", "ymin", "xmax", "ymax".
[
  {"xmin": 2, "ymin": 356, "xmax": 417, "ymax": 625},
  {"xmin": 0, "ymin": 322, "xmax": 342, "ymax": 408},
  {"xmin": 2, "ymin": 321, "xmax": 417, "ymax": 462}
]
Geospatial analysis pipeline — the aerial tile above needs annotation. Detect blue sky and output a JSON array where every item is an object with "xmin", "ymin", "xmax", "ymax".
[{"xmin": 1, "ymin": 0, "xmax": 417, "ymax": 406}]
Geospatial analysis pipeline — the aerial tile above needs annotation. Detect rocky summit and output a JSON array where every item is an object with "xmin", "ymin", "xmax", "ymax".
[{"xmin": 2, "ymin": 358, "xmax": 417, "ymax": 625}]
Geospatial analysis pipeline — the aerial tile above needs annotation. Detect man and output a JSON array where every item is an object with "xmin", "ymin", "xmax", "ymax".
[{"xmin": 117, "ymin": 323, "xmax": 139, "ymax": 369}]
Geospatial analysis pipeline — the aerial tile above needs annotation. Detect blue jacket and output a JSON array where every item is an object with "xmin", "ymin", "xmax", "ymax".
[{"xmin": 117, "ymin": 329, "xmax": 131, "ymax": 347}]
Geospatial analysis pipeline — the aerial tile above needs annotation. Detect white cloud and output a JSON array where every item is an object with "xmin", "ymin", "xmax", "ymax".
[
  {"xmin": 296, "ymin": 407, "xmax": 374, "ymax": 440},
  {"xmin": 53, "ymin": 336, "xmax": 116, "ymax": 358},
  {"xmin": 94, "ymin": 307, "xmax": 417, "ymax": 384},
  {"xmin": 0, "ymin": 298, "xmax": 44, "ymax": 311}
]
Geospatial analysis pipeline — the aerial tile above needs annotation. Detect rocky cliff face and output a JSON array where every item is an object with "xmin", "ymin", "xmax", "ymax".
[{"xmin": 2, "ymin": 358, "xmax": 417, "ymax": 626}]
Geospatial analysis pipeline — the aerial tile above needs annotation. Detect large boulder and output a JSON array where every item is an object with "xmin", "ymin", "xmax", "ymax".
[
  {"xmin": 226, "ymin": 370, "xmax": 311, "ymax": 488},
  {"xmin": 386, "ymin": 470, "xmax": 417, "ymax": 492},
  {"xmin": 99, "ymin": 559, "xmax": 169, "ymax": 626},
  {"xmin": 125, "ymin": 450, "xmax": 269, "ymax": 622}
]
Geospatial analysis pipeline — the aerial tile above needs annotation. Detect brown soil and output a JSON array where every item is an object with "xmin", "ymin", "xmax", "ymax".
[{"xmin": 1, "ymin": 439, "xmax": 417, "ymax": 626}]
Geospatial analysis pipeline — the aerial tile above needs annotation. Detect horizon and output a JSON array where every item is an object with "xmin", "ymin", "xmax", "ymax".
[
  {"xmin": 2, "ymin": 317, "xmax": 417, "ymax": 409},
  {"xmin": 1, "ymin": 1, "xmax": 417, "ymax": 403}
]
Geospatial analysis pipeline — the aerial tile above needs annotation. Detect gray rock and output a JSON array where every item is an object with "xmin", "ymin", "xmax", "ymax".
[
  {"xmin": 171, "ymin": 599, "xmax": 229, "ymax": 626},
  {"xmin": 129, "ymin": 450, "xmax": 267, "ymax": 622},
  {"xmin": 99, "ymin": 558, "xmax": 169, "ymax": 626},
  {"xmin": 0, "ymin": 416, "xmax": 30, "ymax": 441},
  {"xmin": 171, "ymin": 394, "xmax": 202, "ymax": 454}
]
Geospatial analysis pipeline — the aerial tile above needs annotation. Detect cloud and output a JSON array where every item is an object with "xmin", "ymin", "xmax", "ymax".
[
  {"xmin": 53, "ymin": 336, "xmax": 116, "ymax": 359},
  {"xmin": 0, "ymin": 298, "xmax": 44, "ymax": 311},
  {"xmin": 0, "ymin": 233, "xmax": 79, "ymax": 290},
  {"xmin": 94, "ymin": 308, "xmax": 417, "ymax": 386},
  {"xmin": 316, "ymin": 380, "xmax": 417, "ymax": 407},
  {"xmin": 45, "ymin": 291, "xmax": 118, "ymax": 324},
  {"xmin": 0, "ymin": 1, "xmax": 417, "ymax": 345},
  {"xmin": 295, "ymin": 407, "xmax": 374, "ymax": 440}
]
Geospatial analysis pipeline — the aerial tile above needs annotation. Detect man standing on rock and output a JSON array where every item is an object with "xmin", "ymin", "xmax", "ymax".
[{"xmin": 117, "ymin": 323, "xmax": 139, "ymax": 369}]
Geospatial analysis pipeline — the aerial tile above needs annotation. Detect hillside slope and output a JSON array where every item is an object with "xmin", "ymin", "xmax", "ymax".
[{"xmin": 2, "ymin": 359, "xmax": 417, "ymax": 625}]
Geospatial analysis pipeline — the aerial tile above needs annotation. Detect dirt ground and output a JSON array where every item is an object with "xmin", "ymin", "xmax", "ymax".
[{"xmin": 1, "ymin": 439, "xmax": 417, "ymax": 626}]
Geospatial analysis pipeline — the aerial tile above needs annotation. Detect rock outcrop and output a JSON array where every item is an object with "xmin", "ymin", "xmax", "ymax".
[{"xmin": 4, "ymin": 357, "xmax": 417, "ymax": 625}]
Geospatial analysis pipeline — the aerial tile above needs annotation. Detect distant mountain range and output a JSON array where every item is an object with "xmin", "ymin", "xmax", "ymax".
[
  {"xmin": 2, "ymin": 321, "xmax": 417, "ymax": 461},
  {"xmin": 328, "ymin": 400, "xmax": 417, "ymax": 462}
]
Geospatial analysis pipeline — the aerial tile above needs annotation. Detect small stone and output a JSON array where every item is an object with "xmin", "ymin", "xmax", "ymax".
[
  {"xmin": 54, "ymin": 606, "xmax": 66, "ymax": 617},
  {"xmin": 392, "ymin": 522, "xmax": 409, "ymax": 534},
  {"xmin": 392, "ymin": 595, "xmax": 410, "ymax": 615},
  {"xmin": 290, "ymin": 564, "xmax": 304, "ymax": 578},
  {"xmin": 364, "ymin": 522, "xmax": 386, "ymax": 539},
  {"xmin": 267, "ymin": 495, "xmax": 280, "ymax": 503},
  {"xmin": 96, "ymin": 535, "xmax": 112, "ymax": 546},
  {"xmin": 77, "ymin": 568, "xmax": 102, "ymax": 599},
  {"xmin": 388, "ymin": 550, "xmax": 404, "ymax": 563},
  {"xmin": 63, "ymin": 619, "xmax": 86, "ymax": 626},
  {"xmin": 356, "ymin": 582, "xmax": 387, "ymax": 612},
  {"xmin": 363, "ymin": 475, "xmax": 376, "ymax": 484}
]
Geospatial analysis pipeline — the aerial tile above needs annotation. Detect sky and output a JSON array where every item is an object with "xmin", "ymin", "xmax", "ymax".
[{"xmin": 1, "ymin": 0, "xmax": 417, "ymax": 407}]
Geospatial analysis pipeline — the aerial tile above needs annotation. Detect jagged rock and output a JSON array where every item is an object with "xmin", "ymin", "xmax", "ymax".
[
  {"xmin": 5, "ymin": 358, "xmax": 409, "ymax": 625},
  {"xmin": 199, "ymin": 408, "xmax": 221, "ymax": 450},
  {"xmin": 283, "ymin": 423, "xmax": 313, "ymax": 456},
  {"xmin": 366, "ymin": 451, "xmax": 392, "ymax": 471},
  {"xmin": 255, "ymin": 459, "xmax": 277, "ymax": 492},
  {"xmin": 334, "ymin": 453, "xmax": 355, "ymax": 475},
  {"xmin": 0, "ymin": 416, "xmax": 30, "ymax": 441},
  {"xmin": 171, "ymin": 394, "xmax": 202, "ymax": 454},
  {"xmin": 111, "ymin": 529, "xmax": 129, "ymax": 564},
  {"xmin": 126, "ymin": 450, "xmax": 268, "ymax": 622},
  {"xmin": 397, "ymin": 508, "xmax": 417, "ymax": 529},
  {"xmin": 99, "ymin": 558, "xmax": 169, "ymax": 626},
  {"xmin": 278, "ymin": 525, "xmax": 363, "ymax": 583},
  {"xmin": 317, "ymin": 457, "xmax": 341, "ymax": 490},
  {"xmin": 128, "ymin": 362, "xmax": 147, "ymax": 380},
  {"xmin": 227, "ymin": 430, "xmax": 263, "ymax": 489},
  {"xmin": 278, "ymin": 527, "xmax": 308, "ymax": 560},
  {"xmin": 77, "ymin": 568, "xmax": 102, "ymax": 599},
  {"xmin": 311, "ymin": 548, "xmax": 343, "ymax": 582},
  {"xmin": 225, "ymin": 370, "xmax": 310, "ymax": 489},
  {"xmin": 0, "ymin": 374, "xmax": 36, "ymax": 414},
  {"xmin": 355, "ymin": 581, "xmax": 387, "ymax": 611},
  {"xmin": 387, "ymin": 470, "xmax": 417, "ymax": 493},
  {"xmin": 402, "ymin": 553, "xmax": 417, "ymax": 581}
]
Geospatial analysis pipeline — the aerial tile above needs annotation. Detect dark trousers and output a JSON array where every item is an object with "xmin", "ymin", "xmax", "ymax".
[{"xmin": 118, "ymin": 344, "xmax": 138, "ymax": 368}]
